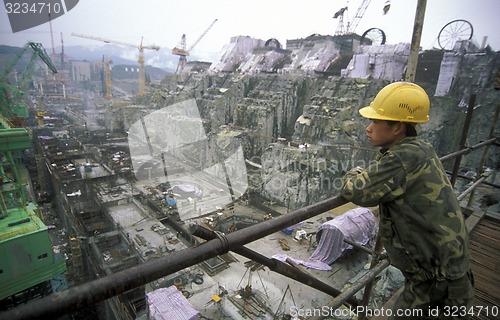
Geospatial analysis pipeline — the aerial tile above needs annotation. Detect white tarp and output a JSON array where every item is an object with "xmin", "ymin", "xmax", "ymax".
[
  {"xmin": 272, "ymin": 207, "xmax": 377, "ymax": 270},
  {"xmin": 146, "ymin": 286, "xmax": 200, "ymax": 320},
  {"xmin": 307, "ymin": 207, "xmax": 377, "ymax": 270}
]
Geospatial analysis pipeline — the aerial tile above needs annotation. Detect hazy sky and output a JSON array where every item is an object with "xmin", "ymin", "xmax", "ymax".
[{"xmin": 1, "ymin": 0, "xmax": 499, "ymax": 63}]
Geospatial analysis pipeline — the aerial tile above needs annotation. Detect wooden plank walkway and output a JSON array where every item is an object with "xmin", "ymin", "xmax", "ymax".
[
  {"xmin": 369, "ymin": 210, "xmax": 500, "ymax": 320},
  {"xmin": 469, "ymin": 213, "xmax": 500, "ymax": 320}
]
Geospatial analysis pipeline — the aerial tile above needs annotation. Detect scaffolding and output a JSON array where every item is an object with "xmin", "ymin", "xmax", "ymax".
[{"xmin": 68, "ymin": 237, "xmax": 84, "ymax": 284}]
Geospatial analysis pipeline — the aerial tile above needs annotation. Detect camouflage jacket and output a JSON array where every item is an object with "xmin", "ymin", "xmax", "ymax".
[{"xmin": 341, "ymin": 137, "xmax": 470, "ymax": 281}]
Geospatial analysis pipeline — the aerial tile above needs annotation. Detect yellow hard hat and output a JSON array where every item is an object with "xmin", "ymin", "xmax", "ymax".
[{"xmin": 359, "ymin": 82, "xmax": 430, "ymax": 123}]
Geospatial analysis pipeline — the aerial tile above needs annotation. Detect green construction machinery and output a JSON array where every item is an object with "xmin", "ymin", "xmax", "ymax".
[
  {"xmin": 0, "ymin": 42, "xmax": 66, "ymax": 306},
  {"xmin": 0, "ymin": 42, "xmax": 57, "ymax": 126}
]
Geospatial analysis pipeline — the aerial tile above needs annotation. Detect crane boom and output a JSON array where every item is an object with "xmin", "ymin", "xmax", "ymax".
[
  {"xmin": 71, "ymin": 32, "xmax": 159, "ymax": 95},
  {"xmin": 347, "ymin": 0, "xmax": 372, "ymax": 34},
  {"xmin": 71, "ymin": 32, "xmax": 160, "ymax": 51},
  {"xmin": 333, "ymin": 0, "xmax": 372, "ymax": 35},
  {"xmin": 188, "ymin": 19, "xmax": 218, "ymax": 52},
  {"xmin": 172, "ymin": 19, "xmax": 217, "ymax": 75},
  {"xmin": 1, "ymin": 42, "xmax": 57, "ymax": 124},
  {"xmin": 29, "ymin": 42, "xmax": 58, "ymax": 73}
]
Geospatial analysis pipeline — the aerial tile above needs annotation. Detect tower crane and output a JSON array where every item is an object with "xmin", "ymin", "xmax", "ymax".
[
  {"xmin": 172, "ymin": 19, "xmax": 218, "ymax": 74},
  {"xmin": 333, "ymin": 1, "xmax": 388, "ymax": 46},
  {"xmin": 333, "ymin": 0, "xmax": 372, "ymax": 36},
  {"xmin": 96, "ymin": 57, "xmax": 113, "ymax": 100},
  {"xmin": 71, "ymin": 33, "xmax": 160, "ymax": 95}
]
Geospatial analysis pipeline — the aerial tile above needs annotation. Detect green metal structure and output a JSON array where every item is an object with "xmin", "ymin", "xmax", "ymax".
[
  {"xmin": 0, "ymin": 42, "xmax": 56, "ymax": 122},
  {"xmin": 0, "ymin": 43, "xmax": 66, "ymax": 303}
]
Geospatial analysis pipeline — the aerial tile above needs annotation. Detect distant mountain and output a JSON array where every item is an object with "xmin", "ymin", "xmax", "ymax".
[
  {"xmin": 0, "ymin": 44, "xmax": 170, "ymax": 83},
  {"xmin": 0, "ymin": 45, "xmax": 34, "ymax": 76},
  {"xmin": 0, "ymin": 43, "xmax": 220, "ymax": 76},
  {"xmin": 61, "ymin": 44, "xmax": 220, "ymax": 73},
  {"xmin": 0, "ymin": 45, "xmax": 24, "ymax": 55},
  {"xmin": 111, "ymin": 64, "xmax": 169, "ymax": 83},
  {"xmin": 62, "ymin": 44, "xmax": 179, "ymax": 72},
  {"xmin": 62, "ymin": 45, "xmax": 134, "ymax": 64}
]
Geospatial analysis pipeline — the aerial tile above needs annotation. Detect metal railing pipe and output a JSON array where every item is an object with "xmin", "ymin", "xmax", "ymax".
[
  {"xmin": 1, "ymin": 195, "xmax": 349, "ymax": 320},
  {"xmin": 438, "ymin": 137, "xmax": 498, "ymax": 163},
  {"xmin": 457, "ymin": 171, "xmax": 493, "ymax": 201},
  {"xmin": 358, "ymin": 234, "xmax": 384, "ymax": 320},
  {"xmin": 446, "ymin": 172, "xmax": 500, "ymax": 188},
  {"xmin": 309, "ymin": 258, "xmax": 391, "ymax": 320},
  {"xmin": 190, "ymin": 224, "xmax": 359, "ymax": 306}
]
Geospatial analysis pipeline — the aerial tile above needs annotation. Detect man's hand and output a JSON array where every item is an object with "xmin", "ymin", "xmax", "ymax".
[{"xmin": 352, "ymin": 166, "xmax": 364, "ymax": 173}]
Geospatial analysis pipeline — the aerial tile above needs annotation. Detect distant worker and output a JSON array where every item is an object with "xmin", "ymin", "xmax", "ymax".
[{"xmin": 341, "ymin": 82, "xmax": 474, "ymax": 319}]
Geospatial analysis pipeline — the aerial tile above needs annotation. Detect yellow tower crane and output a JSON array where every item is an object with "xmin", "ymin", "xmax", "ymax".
[
  {"xmin": 36, "ymin": 95, "xmax": 47, "ymax": 126},
  {"xmin": 96, "ymin": 58, "xmax": 113, "ymax": 99},
  {"xmin": 71, "ymin": 33, "xmax": 159, "ymax": 95},
  {"xmin": 172, "ymin": 19, "xmax": 218, "ymax": 74}
]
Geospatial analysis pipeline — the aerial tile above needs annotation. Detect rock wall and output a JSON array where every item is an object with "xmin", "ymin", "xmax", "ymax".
[{"xmin": 107, "ymin": 45, "xmax": 499, "ymax": 209}]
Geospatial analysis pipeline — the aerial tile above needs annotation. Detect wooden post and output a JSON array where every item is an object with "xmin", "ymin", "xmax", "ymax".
[{"xmin": 405, "ymin": 0, "xmax": 427, "ymax": 82}]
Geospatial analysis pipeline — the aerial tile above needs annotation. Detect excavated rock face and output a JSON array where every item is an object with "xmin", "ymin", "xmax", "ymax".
[{"xmin": 109, "ymin": 62, "xmax": 498, "ymax": 209}]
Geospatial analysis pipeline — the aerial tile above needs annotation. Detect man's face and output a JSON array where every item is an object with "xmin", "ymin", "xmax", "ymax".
[{"xmin": 365, "ymin": 119, "xmax": 400, "ymax": 148}]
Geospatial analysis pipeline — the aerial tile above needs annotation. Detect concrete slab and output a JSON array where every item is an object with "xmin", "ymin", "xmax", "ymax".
[{"xmin": 180, "ymin": 202, "xmax": 381, "ymax": 319}]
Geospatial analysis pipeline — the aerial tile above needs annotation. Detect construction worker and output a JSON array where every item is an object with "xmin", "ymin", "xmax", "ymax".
[{"xmin": 341, "ymin": 82, "xmax": 474, "ymax": 319}]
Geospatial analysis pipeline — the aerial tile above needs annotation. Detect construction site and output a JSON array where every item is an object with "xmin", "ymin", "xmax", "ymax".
[{"xmin": 1, "ymin": 1, "xmax": 499, "ymax": 320}]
